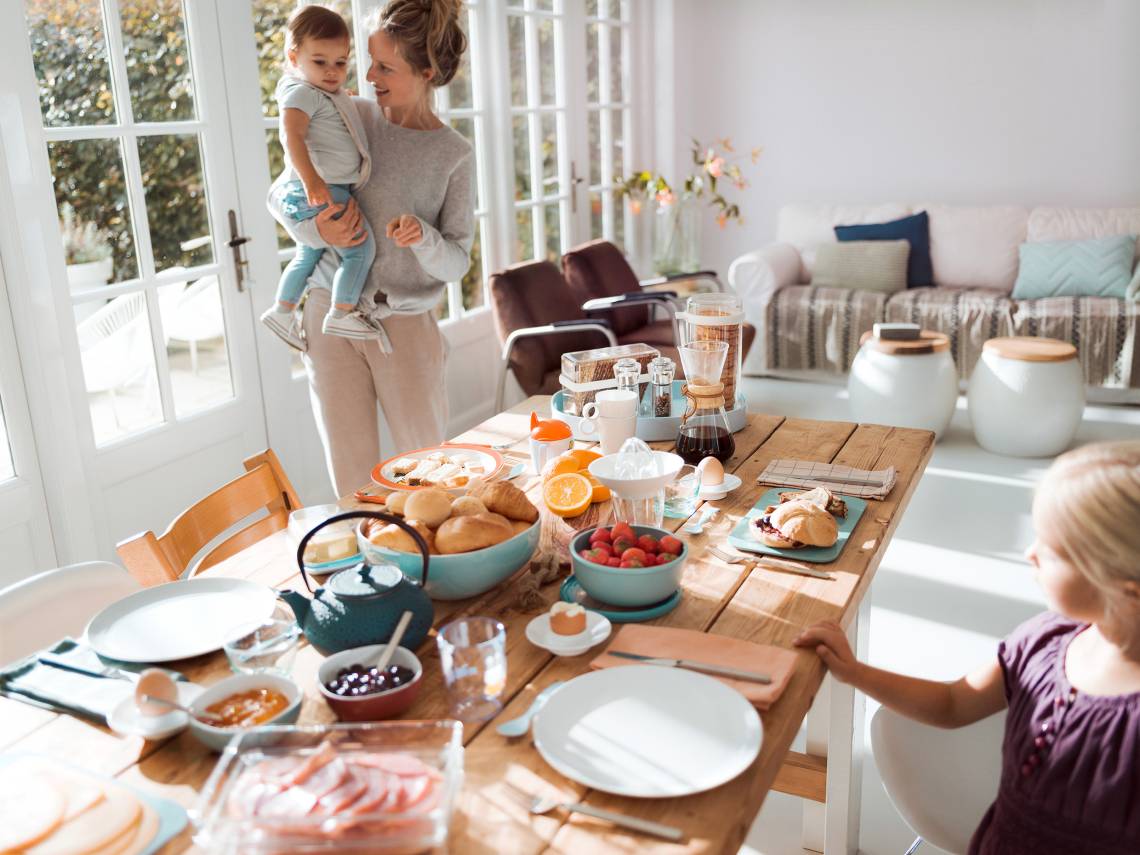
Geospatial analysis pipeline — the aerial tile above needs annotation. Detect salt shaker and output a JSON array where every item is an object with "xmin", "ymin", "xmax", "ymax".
[
  {"xmin": 613, "ymin": 357, "xmax": 641, "ymax": 404},
  {"xmin": 648, "ymin": 356, "xmax": 675, "ymax": 418}
]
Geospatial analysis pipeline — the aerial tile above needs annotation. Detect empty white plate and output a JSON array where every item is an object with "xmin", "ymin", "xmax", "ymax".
[
  {"xmin": 532, "ymin": 665, "xmax": 762, "ymax": 798},
  {"xmin": 87, "ymin": 578, "xmax": 278, "ymax": 663},
  {"xmin": 525, "ymin": 611, "xmax": 612, "ymax": 657}
]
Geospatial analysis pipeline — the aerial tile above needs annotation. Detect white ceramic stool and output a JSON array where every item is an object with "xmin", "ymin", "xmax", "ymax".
[
  {"xmin": 967, "ymin": 336, "xmax": 1084, "ymax": 457},
  {"xmin": 848, "ymin": 331, "xmax": 958, "ymax": 440}
]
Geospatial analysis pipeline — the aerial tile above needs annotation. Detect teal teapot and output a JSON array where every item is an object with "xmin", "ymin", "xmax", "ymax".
[{"xmin": 280, "ymin": 510, "xmax": 434, "ymax": 655}]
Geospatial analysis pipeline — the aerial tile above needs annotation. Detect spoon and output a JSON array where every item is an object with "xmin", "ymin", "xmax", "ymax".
[
  {"xmin": 139, "ymin": 694, "xmax": 225, "ymax": 724},
  {"xmin": 683, "ymin": 504, "xmax": 718, "ymax": 535},
  {"xmin": 496, "ymin": 681, "xmax": 564, "ymax": 737},
  {"xmin": 374, "ymin": 610, "xmax": 415, "ymax": 674}
]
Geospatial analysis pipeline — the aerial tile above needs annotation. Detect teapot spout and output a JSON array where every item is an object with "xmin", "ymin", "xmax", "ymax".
[{"xmin": 278, "ymin": 589, "xmax": 310, "ymax": 625}]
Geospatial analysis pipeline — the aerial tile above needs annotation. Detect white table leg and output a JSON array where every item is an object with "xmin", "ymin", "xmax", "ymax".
[{"xmin": 802, "ymin": 594, "xmax": 871, "ymax": 853}]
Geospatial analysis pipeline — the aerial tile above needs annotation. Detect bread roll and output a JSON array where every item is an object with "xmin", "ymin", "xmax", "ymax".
[
  {"xmin": 449, "ymin": 496, "xmax": 487, "ymax": 518},
  {"xmin": 510, "ymin": 519, "xmax": 532, "ymax": 536},
  {"xmin": 750, "ymin": 500, "xmax": 838, "ymax": 549},
  {"xmin": 434, "ymin": 513, "xmax": 514, "ymax": 554},
  {"xmin": 367, "ymin": 519, "xmax": 434, "ymax": 554},
  {"xmin": 403, "ymin": 488, "xmax": 452, "ymax": 529},
  {"xmin": 385, "ymin": 491, "xmax": 409, "ymax": 515},
  {"xmin": 481, "ymin": 481, "xmax": 539, "ymax": 523}
]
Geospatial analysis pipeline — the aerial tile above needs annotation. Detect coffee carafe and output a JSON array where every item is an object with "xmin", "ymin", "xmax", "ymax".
[{"xmin": 675, "ymin": 340, "xmax": 735, "ymax": 465}]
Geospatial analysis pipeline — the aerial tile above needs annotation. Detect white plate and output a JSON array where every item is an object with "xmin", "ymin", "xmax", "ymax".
[
  {"xmin": 107, "ymin": 681, "xmax": 203, "ymax": 739},
  {"xmin": 525, "ymin": 611, "xmax": 612, "ymax": 657},
  {"xmin": 699, "ymin": 472, "xmax": 742, "ymax": 500},
  {"xmin": 87, "ymin": 578, "xmax": 278, "ymax": 663},
  {"xmin": 532, "ymin": 665, "xmax": 762, "ymax": 798},
  {"xmin": 371, "ymin": 444, "xmax": 502, "ymax": 494}
]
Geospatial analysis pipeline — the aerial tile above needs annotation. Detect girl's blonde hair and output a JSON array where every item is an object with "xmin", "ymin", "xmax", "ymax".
[
  {"xmin": 1034, "ymin": 440, "xmax": 1140, "ymax": 598},
  {"xmin": 371, "ymin": 0, "xmax": 467, "ymax": 87},
  {"xmin": 287, "ymin": 4, "xmax": 351, "ymax": 52}
]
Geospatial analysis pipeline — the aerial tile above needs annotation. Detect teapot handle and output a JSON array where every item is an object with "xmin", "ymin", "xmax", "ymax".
[{"xmin": 295, "ymin": 510, "xmax": 430, "ymax": 594}]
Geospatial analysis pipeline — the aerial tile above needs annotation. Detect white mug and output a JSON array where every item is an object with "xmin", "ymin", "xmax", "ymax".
[
  {"xmin": 583, "ymin": 389, "xmax": 638, "ymax": 419},
  {"xmin": 580, "ymin": 412, "xmax": 637, "ymax": 454},
  {"xmin": 529, "ymin": 436, "xmax": 572, "ymax": 473}
]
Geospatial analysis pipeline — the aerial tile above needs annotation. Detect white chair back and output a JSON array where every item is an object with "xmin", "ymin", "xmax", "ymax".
[
  {"xmin": 0, "ymin": 561, "xmax": 141, "ymax": 666},
  {"xmin": 870, "ymin": 704, "xmax": 1005, "ymax": 854}
]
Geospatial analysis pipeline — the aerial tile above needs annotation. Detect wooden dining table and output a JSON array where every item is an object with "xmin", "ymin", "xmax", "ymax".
[{"xmin": 0, "ymin": 396, "xmax": 933, "ymax": 854}]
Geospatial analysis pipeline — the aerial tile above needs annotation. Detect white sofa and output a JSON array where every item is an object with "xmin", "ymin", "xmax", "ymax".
[{"xmin": 729, "ymin": 204, "xmax": 1140, "ymax": 400}]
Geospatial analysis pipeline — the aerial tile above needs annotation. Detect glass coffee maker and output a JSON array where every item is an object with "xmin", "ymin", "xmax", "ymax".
[{"xmin": 675, "ymin": 340, "xmax": 735, "ymax": 465}]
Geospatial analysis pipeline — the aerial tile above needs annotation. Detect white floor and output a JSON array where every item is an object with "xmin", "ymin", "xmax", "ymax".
[{"xmin": 735, "ymin": 377, "xmax": 1140, "ymax": 855}]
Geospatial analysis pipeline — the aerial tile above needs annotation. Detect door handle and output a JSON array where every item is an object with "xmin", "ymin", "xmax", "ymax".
[
  {"xmin": 227, "ymin": 209, "xmax": 251, "ymax": 293},
  {"xmin": 570, "ymin": 161, "xmax": 584, "ymax": 214}
]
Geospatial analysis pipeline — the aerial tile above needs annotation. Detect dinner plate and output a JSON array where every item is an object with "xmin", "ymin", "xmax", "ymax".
[
  {"xmin": 371, "ymin": 444, "xmax": 503, "ymax": 493},
  {"xmin": 532, "ymin": 665, "xmax": 762, "ymax": 798},
  {"xmin": 87, "ymin": 578, "xmax": 278, "ymax": 663}
]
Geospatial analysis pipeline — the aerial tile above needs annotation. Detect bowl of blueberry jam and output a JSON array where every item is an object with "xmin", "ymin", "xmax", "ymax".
[{"xmin": 317, "ymin": 644, "xmax": 423, "ymax": 721}]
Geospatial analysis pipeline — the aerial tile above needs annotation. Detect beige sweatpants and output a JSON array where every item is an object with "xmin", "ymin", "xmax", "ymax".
[{"xmin": 301, "ymin": 288, "xmax": 448, "ymax": 497}]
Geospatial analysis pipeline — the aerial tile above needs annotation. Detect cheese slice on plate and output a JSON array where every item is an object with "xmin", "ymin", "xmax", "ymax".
[
  {"xmin": 26, "ymin": 778, "xmax": 141, "ymax": 855},
  {"xmin": 0, "ymin": 771, "xmax": 65, "ymax": 850},
  {"xmin": 99, "ymin": 801, "xmax": 158, "ymax": 855}
]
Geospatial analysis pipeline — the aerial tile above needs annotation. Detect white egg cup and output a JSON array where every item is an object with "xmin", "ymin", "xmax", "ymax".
[{"xmin": 525, "ymin": 611, "xmax": 612, "ymax": 657}]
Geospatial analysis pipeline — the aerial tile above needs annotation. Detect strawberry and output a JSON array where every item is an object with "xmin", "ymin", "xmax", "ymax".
[
  {"xmin": 610, "ymin": 521, "xmax": 635, "ymax": 543},
  {"xmin": 606, "ymin": 557, "xmax": 622, "ymax": 567},
  {"xmin": 589, "ymin": 527, "xmax": 612, "ymax": 545},
  {"xmin": 656, "ymin": 552, "xmax": 678, "ymax": 564},
  {"xmin": 619, "ymin": 559, "xmax": 645, "ymax": 568},
  {"xmin": 659, "ymin": 535, "xmax": 683, "ymax": 555},
  {"xmin": 620, "ymin": 547, "xmax": 648, "ymax": 564},
  {"xmin": 612, "ymin": 536, "xmax": 635, "ymax": 555},
  {"xmin": 580, "ymin": 547, "xmax": 609, "ymax": 564},
  {"xmin": 637, "ymin": 534, "xmax": 659, "ymax": 554},
  {"xmin": 591, "ymin": 542, "xmax": 613, "ymax": 557}
]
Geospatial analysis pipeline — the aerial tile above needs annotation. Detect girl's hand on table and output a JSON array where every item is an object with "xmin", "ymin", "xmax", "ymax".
[
  {"xmin": 316, "ymin": 198, "xmax": 368, "ymax": 247},
  {"xmin": 794, "ymin": 621, "xmax": 860, "ymax": 684},
  {"xmin": 386, "ymin": 214, "xmax": 423, "ymax": 247}
]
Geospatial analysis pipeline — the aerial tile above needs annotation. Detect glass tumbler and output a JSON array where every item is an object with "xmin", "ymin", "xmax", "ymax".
[
  {"xmin": 436, "ymin": 617, "xmax": 507, "ymax": 722},
  {"xmin": 223, "ymin": 604, "xmax": 301, "ymax": 676},
  {"xmin": 663, "ymin": 465, "xmax": 700, "ymax": 519}
]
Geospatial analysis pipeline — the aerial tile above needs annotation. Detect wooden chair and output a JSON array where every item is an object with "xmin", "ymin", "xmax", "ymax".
[{"xmin": 117, "ymin": 449, "xmax": 301, "ymax": 587}]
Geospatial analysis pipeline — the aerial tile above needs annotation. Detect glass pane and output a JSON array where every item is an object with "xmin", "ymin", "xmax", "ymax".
[
  {"xmin": 265, "ymin": 130, "xmax": 292, "ymax": 249},
  {"xmin": 251, "ymin": 0, "xmax": 291, "ymax": 117},
  {"xmin": 512, "ymin": 115, "xmax": 531, "ymax": 201},
  {"xmin": 450, "ymin": 117, "xmax": 480, "ymax": 209},
  {"xmin": 612, "ymin": 190, "xmax": 625, "ymax": 249},
  {"xmin": 461, "ymin": 218, "xmax": 484, "ymax": 312},
  {"xmin": 322, "ymin": 0, "xmax": 358, "ymax": 93},
  {"xmin": 0, "ymin": 402, "xmax": 15, "ymax": 482},
  {"xmin": 75, "ymin": 293, "xmax": 163, "ymax": 445},
  {"xmin": 25, "ymin": 0, "xmax": 116, "ymax": 126},
  {"xmin": 541, "ymin": 113, "xmax": 558, "ymax": 198},
  {"xmin": 433, "ymin": 292, "xmax": 450, "ymax": 322},
  {"xmin": 544, "ymin": 206, "xmax": 561, "ymax": 262},
  {"xmin": 535, "ymin": 0, "xmax": 555, "ymax": 11},
  {"xmin": 589, "ymin": 192, "xmax": 602, "ymax": 239},
  {"xmin": 539, "ymin": 18, "xmax": 555, "ymax": 105},
  {"xmin": 588, "ymin": 109, "xmax": 601, "ymax": 185},
  {"xmin": 137, "ymin": 134, "xmax": 214, "ymax": 273},
  {"xmin": 515, "ymin": 207, "xmax": 534, "ymax": 262},
  {"xmin": 121, "ymin": 0, "xmax": 195, "ymax": 122},
  {"xmin": 611, "ymin": 109, "xmax": 625, "ymax": 183},
  {"xmin": 608, "ymin": 23, "xmax": 623, "ymax": 103},
  {"xmin": 586, "ymin": 23, "xmax": 599, "ymax": 103},
  {"xmin": 449, "ymin": 11, "xmax": 473, "ymax": 108},
  {"xmin": 50, "ymin": 139, "xmax": 138, "ymax": 285},
  {"xmin": 508, "ymin": 15, "xmax": 525, "ymax": 106},
  {"xmin": 158, "ymin": 278, "xmax": 234, "ymax": 417}
]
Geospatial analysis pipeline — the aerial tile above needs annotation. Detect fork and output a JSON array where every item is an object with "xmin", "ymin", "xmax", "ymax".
[
  {"xmin": 505, "ymin": 783, "xmax": 683, "ymax": 841},
  {"xmin": 708, "ymin": 545, "xmax": 835, "ymax": 580}
]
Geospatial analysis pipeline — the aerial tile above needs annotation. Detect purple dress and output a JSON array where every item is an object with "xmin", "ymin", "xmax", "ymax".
[{"xmin": 969, "ymin": 612, "xmax": 1140, "ymax": 854}]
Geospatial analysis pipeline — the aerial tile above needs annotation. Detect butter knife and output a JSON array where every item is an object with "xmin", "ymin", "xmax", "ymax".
[{"xmin": 608, "ymin": 651, "xmax": 771, "ymax": 684}]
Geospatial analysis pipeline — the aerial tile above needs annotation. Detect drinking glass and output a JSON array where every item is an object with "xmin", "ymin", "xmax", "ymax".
[
  {"xmin": 611, "ymin": 492, "xmax": 665, "ymax": 527},
  {"xmin": 663, "ymin": 464, "xmax": 700, "ymax": 519},
  {"xmin": 436, "ymin": 617, "xmax": 507, "ymax": 722},
  {"xmin": 223, "ymin": 604, "xmax": 301, "ymax": 676}
]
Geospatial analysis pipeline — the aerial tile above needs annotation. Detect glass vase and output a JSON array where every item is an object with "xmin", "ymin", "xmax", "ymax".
[{"xmin": 653, "ymin": 195, "xmax": 702, "ymax": 275}]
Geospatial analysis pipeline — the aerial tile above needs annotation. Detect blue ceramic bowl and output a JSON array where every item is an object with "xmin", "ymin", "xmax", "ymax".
[
  {"xmin": 356, "ymin": 518, "xmax": 541, "ymax": 601},
  {"xmin": 570, "ymin": 525, "xmax": 687, "ymax": 607}
]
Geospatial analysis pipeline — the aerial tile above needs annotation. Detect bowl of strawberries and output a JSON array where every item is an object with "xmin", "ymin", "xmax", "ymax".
[{"xmin": 570, "ymin": 522, "xmax": 687, "ymax": 607}]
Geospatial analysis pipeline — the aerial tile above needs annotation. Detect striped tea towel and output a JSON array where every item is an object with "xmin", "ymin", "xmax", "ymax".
[{"xmin": 758, "ymin": 459, "xmax": 896, "ymax": 499}]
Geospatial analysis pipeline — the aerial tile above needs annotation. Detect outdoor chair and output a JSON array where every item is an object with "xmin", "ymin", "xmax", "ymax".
[{"xmin": 116, "ymin": 449, "xmax": 301, "ymax": 587}]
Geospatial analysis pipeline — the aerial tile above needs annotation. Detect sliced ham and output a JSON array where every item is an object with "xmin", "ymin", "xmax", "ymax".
[
  {"xmin": 296, "ymin": 757, "xmax": 349, "ymax": 802},
  {"xmin": 254, "ymin": 785, "xmax": 319, "ymax": 818},
  {"xmin": 342, "ymin": 766, "xmax": 389, "ymax": 815},
  {"xmin": 314, "ymin": 765, "xmax": 368, "ymax": 815}
]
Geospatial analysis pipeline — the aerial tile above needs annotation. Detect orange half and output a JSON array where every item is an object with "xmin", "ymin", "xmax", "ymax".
[
  {"xmin": 543, "ymin": 473, "xmax": 593, "ymax": 518},
  {"xmin": 584, "ymin": 473, "xmax": 610, "ymax": 504},
  {"xmin": 567, "ymin": 448, "xmax": 603, "ymax": 469}
]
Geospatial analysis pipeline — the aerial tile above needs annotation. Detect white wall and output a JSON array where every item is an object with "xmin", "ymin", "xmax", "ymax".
[{"xmin": 659, "ymin": 0, "xmax": 1140, "ymax": 276}]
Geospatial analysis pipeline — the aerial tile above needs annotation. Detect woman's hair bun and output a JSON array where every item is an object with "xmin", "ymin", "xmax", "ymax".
[{"xmin": 376, "ymin": 0, "xmax": 468, "ymax": 87}]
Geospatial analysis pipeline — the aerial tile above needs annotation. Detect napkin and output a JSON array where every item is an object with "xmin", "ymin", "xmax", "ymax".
[
  {"xmin": 590, "ymin": 625, "xmax": 798, "ymax": 710},
  {"xmin": 757, "ymin": 458, "xmax": 896, "ymax": 500}
]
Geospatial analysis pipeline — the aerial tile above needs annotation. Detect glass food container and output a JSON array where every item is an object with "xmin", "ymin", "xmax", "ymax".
[
  {"xmin": 678, "ymin": 293, "xmax": 745, "ymax": 411},
  {"xmin": 559, "ymin": 343, "xmax": 659, "ymax": 416}
]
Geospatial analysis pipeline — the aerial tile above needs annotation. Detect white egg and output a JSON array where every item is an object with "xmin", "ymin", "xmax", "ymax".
[
  {"xmin": 696, "ymin": 456, "xmax": 725, "ymax": 487},
  {"xmin": 134, "ymin": 668, "xmax": 178, "ymax": 717}
]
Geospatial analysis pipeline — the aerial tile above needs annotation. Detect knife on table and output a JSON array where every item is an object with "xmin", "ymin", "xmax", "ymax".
[{"xmin": 608, "ymin": 651, "xmax": 771, "ymax": 684}]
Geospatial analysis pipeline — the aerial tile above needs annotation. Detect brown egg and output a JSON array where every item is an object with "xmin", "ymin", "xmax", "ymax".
[
  {"xmin": 696, "ymin": 456, "xmax": 725, "ymax": 487},
  {"xmin": 134, "ymin": 668, "xmax": 178, "ymax": 717}
]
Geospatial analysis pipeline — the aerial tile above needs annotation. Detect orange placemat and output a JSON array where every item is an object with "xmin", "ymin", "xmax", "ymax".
[{"xmin": 591, "ymin": 625, "xmax": 798, "ymax": 710}]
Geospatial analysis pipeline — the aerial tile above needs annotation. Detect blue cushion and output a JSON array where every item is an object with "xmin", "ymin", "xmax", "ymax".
[
  {"xmin": 835, "ymin": 211, "xmax": 933, "ymax": 288},
  {"xmin": 1012, "ymin": 235, "xmax": 1137, "ymax": 299}
]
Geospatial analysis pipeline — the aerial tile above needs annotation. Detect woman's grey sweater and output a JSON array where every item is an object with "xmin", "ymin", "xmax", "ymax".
[{"xmin": 268, "ymin": 97, "xmax": 474, "ymax": 322}]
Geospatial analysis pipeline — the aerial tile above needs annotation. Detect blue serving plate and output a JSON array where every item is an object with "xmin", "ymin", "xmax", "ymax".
[
  {"xmin": 559, "ymin": 576, "xmax": 681, "ymax": 623},
  {"xmin": 727, "ymin": 488, "xmax": 867, "ymax": 563}
]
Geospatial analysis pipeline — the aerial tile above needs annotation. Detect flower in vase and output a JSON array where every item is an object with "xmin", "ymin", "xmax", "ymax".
[
  {"xmin": 705, "ymin": 156, "xmax": 726, "ymax": 178},
  {"xmin": 629, "ymin": 198, "xmax": 643, "ymax": 215},
  {"xmin": 655, "ymin": 188, "xmax": 676, "ymax": 207},
  {"xmin": 715, "ymin": 212, "xmax": 729, "ymax": 229}
]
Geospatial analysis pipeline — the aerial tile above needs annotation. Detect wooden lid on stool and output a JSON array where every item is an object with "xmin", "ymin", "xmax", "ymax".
[
  {"xmin": 859, "ymin": 330, "xmax": 950, "ymax": 356},
  {"xmin": 982, "ymin": 336, "xmax": 1076, "ymax": 363}
]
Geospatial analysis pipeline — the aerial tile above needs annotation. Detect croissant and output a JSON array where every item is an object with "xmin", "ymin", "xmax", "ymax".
[{"xmin": 481, "ymin": 481, "xmax": 539, "ymax": 523}]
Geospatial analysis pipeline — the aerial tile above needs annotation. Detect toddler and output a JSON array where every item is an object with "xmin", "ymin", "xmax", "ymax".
[
  {"xmin": 796, "ymin": 440, "xmax": 1140, "ymax": 854},
  {"xmin": 261, "ymin": 4, "xmax": 378, "ymax": 349}
]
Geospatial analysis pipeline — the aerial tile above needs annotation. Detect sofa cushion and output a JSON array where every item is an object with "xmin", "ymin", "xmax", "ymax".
[
  {"xmin": 916, "ymin": 204, "xmax": 1027, "ymax": 293},
  {"xmin": 777, "ymin": 204, "xmax": 910, "ymax": 280},
  {"xmin": 1028, "ymin": 207, "xmax": 1140, "ymax": 267},
  {"xmin": 1012, "ymin": 235, "xmax": 1137, "ymax": 300},
  {"xmin": 835, "ymin": 212, "xmax": 932, "ymax": 288},
  {"xmin": 562, "ymin": 240, "xmax": 649, "ymax": 336},
  {"xmin": 883, "ymin": 287, "xmax": 1016, "ymax": 380},
  {"xmin": 811, "ymin": 240, "xmax": 910, "ymax": 292},
  {"xmin": 1012, "ymin": 296, "xmax": 1139, "ymax": 389},
  {"xmin": 765, "ymin": 285, "xmax": 888, "ymax": 373}
]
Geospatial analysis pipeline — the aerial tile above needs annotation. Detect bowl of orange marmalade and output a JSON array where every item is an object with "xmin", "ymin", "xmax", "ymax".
[{"xmin": 187, "ymin": 673, "xmax": 302, "ymax": 752}]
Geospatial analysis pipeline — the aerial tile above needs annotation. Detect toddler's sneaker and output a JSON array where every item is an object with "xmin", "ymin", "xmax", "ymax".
[
  {"xmin": 260, "ymin": 306, "xmax": 306, "ymax": 352},
  {"xmin": 322, "ymin": 310, "xmax": 382, "ymax": 340}
]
